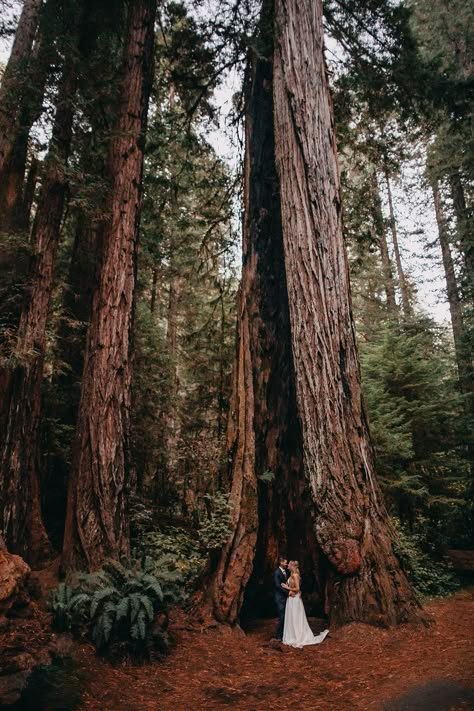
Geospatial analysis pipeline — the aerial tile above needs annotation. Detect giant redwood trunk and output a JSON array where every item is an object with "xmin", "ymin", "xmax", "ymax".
[
  {"xmin": 0, "ymin": 57, "xmax": 77, "ymax": 561},
  {"xmin": 202, "ymin": 36, "xmax": 319, "ymax": 624},
  {"xmin": 62, "ymin": 0, "xmax": 157, "ymax": 572},
  {"xmin": 272, "ymin": 0, "xmax": 421, "ymax": 626}
]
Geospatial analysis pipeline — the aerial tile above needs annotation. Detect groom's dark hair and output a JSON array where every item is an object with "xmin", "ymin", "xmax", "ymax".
[{"xmin": 279, "ymin": 556, "xmax": 287, "ymax": 564}]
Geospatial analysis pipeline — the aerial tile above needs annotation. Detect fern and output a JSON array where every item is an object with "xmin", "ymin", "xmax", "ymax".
[{"xmin": 49, "ymin": 557, "xmax": 172, "ymax": 658}]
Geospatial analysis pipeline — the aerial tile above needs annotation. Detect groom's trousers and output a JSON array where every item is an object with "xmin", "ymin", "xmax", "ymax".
[{"xmin": 275, "ymin": 597, "xmax": 286, "ymax": 640}]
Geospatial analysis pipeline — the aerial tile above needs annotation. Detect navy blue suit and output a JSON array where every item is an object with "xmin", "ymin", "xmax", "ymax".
[{"xmin": 274, "ymin": 566, "xmax": 289, "ymax": 639}]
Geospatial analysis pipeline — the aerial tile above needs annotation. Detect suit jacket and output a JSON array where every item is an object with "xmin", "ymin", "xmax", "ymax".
[{"xmin": 274, "ymin": 567, "xmax": 289, "ymax": 603}]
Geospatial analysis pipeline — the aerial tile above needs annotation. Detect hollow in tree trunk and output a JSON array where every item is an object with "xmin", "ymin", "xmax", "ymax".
[{"xmin": 62, "ymin": 0, "xmax": 157, "ymax": 572}]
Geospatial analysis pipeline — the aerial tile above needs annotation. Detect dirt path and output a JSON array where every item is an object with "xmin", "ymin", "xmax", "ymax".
[{"xmin": 75, "ymin": 591, "xmax": 474, "ymax": 711}]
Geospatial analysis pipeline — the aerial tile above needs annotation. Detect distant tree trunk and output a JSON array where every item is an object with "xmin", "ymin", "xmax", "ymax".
[
  {"xmin": 0, "ymin": 0, "xmax": 42, "ymax": 189},
  {"xmin": 0, "ymin": 34, "xmax": 50, "ymax": 232},
  {"xmin": 370, "ymin": 172, "xmax": 396, "ymax": 310},
  {"xmin": 0, "ymin": 55, "xmax": 77, "ymax": 562},
  {"xmin": 22, "ymin": 156, "xmax": 40, "ymax": 225},
  {"xmin": 201, "ymin": 36, "xmax": 317, "ymax": 624},
  {"xmin": 62, "ymin": 0, "xmax": 157, "ymax": 572},
  {"xmin": 450, "ymin": 172, "xmax": 473, "ymax": 298},
  {"xmin": 273, "ymin": 0, "xmax": 422, "ymax": 625},
  {"xmin": 150, "ymin": 266, "xmax": 158, "ymax": 313},
  {"xmin": 432, "ymin": 180, "xmax": 473, "ymax": 414},
  {"xmin": 165, "ymin": 272, "xmax": 180, "ymax": 449},
  {"xmin": 384, "ymin": 168, "xmax": 412, "ymax": 317}
]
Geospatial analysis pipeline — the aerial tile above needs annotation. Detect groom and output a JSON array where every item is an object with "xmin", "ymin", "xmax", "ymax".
[{"xmin": 273, "ymin": 556, "xmax": 289, "ymax": 640}]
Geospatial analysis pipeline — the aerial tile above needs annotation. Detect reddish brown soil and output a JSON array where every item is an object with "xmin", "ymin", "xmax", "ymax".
[{"xmin": 76, "ymin": 590, "xmax": 474, "ymax": 711}]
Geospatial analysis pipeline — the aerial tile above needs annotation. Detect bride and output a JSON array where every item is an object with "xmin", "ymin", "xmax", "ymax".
[{"xmin": 282, "ymin": 561, "xmax": 329, "ymax": 648}]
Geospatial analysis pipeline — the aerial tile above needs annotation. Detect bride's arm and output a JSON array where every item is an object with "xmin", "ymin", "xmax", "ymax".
[{"xmin": 291, "ymin": 574, "xmax": 301, "ymax": 594}]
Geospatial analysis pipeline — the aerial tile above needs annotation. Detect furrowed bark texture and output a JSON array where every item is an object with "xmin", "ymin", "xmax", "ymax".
[
  {"xmin": 0, "ymin": 57, "xmax": 76, "ymax": 562},
  {"xmin": 273, "ymin": 0, "xmax": 422, "ymax": 626},
  {"xmin": 62, "ymin": 0, "xmax": 157, "ymax": 572},
  {"xmin": 204, "ymin": 49, "xmax": 318, "ymax": 624}
]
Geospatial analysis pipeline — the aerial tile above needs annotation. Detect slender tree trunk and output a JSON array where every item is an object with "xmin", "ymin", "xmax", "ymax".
[
  {"xmin": 150, "ymin": 266, "xmax": 158, "ymax": 313},
  {"xmin": 384, "ymin": 168, "xmax": 412, "ymax": 316},
  {"xmin": 0, "ymin": 54, "xmax": 77, "ymax": 562},
  {"xmin": 201, "ymin": 38, "xmax": 317, "ymax": 624},
  {"xmin": 22, "ymin": 156, "xmax": 40, "ymax": 226},
  {"xmin": 370, "ymin": 172, "xmax": 396, "ymax": 310},
  {"xmin": 62, "ymin": 0, "xmax": 157, "ymax": 572},
  {"xmin": 0, "ymin": 0, "xmax": 42, "ymax": 185},
  {"xmin": 432, "ymin": 180, "xmax": 473, "ymax": 414},
  {"xmin": 450, "ymin": 172, "xmax": 473, "ymax": 298},
  {"xmin": 273, "ymin": 0, "xmax": 422, "ymax": 626},
  {"xmin": 0, "ymin": 34, "xmax": 50, "ymax": 232}
]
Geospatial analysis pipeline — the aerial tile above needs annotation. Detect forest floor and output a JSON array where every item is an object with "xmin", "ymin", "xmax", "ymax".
[{"xmin": 69, "ymin": 589, "xmax": 474, "ymax": 711}]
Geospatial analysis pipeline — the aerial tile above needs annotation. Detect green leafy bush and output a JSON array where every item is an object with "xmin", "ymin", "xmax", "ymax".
[
  {"xmin": 131, "ymin": 491, "xmax": 233, "ymax": 593},
  {"xmin": 198, "ymin": 492, "xmax": 233, "ymax": 551},
  {"xmin": 392, "ymin": 518, "xmax": 460, "ymax": 598},
  {"xmin": 49, "ymin": 558, "xmax": 176, "ymax": 656}
]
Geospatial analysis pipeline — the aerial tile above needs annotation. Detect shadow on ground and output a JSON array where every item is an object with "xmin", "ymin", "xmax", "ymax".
[{"xmin": 383, "ymin": 680, "xmax": 474, "ymax": 710}]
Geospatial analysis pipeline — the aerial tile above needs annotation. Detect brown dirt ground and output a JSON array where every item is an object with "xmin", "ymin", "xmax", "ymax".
[{"xmin": 74, "ymin": 590, "xmax": 474, "ymax": 711}]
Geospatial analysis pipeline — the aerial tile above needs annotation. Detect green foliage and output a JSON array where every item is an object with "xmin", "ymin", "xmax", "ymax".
[
  {"xmin": 48, "ymin": 559, "xmax": 175, "ymax": 656},
  {"xmin": 360, "ymin": 318, "xmax": 470, "ymax": 532},
  {"xmin": 257, "ymin": 469, "xmax": 275, "ymax": 483},
  {"xmin": 131, "ymin": 491, "xmax": 233, "ymax": 593},
  {"xmin": 198, "ymin": 492, "xmax": 233, "ymax": 550},
  {"xmin": 392, "ymin": 518, "xmax": 459, "ymax": 598}
]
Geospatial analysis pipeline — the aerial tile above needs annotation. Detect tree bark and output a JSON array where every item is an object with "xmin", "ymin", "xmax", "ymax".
[
  {"xmin": 0, "ymin": 52, "xmax": 77, "ymax": 562},
  {"xmin": 0, "ymin": 0, "xmax": 42, "ymax": 188},
  {"xmin": 201, "ymin": 40, "xmax": 318, "ymax": 625},
  {"xmin": 432, "ymin": 180, "xmax": 473, "ymax": 415},
  {"xmin": 383, "ymin": 168, "xmax": 412, "ymax": 317},
  {"xmin": 62, "ymin": 0, "xmax": 157, "ymax": 572},
  {"xmin": 273, "ymin": 0, "xmax": 422, "ymax": 626}
]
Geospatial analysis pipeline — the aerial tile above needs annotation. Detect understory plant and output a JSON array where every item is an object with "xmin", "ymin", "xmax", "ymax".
[
  {"xmin": 130, "ymin": 490, "xmax": 233, "ymax": 592},
  {"xmin": 392, "ymin": 518, "xmax": 460, "ymax": 598},
  {"xmin": 49, "ymin": 558, "xmax": 177, "ymax": 657}
]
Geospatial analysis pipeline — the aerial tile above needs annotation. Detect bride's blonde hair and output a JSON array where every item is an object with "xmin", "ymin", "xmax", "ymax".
[{"xmin": 289, "ymin": 560, "xmax": 300, "ymax": 575}]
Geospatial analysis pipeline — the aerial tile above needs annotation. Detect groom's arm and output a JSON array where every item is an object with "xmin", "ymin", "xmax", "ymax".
[{"xmin": 274, "ymin": 570, "xmax": 289, "ymax": 596}]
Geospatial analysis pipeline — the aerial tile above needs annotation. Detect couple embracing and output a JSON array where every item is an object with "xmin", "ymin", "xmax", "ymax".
[{"xmin": 274, "ymin": 556, "xmax": 329, "ymax": 648}]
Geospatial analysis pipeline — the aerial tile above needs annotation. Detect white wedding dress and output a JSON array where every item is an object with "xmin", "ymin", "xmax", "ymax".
[{"xmin": 282, "ymin": 592, "xmax": 329, "ymax": 648}]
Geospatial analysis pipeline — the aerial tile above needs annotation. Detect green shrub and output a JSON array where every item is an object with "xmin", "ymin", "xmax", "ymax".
[
  {"xmin": 49, "ymin": 558, "xmax": 176, "ymax": 656},
  {"xmin": 198, "ymin": 491, "xmax": 233, "ymax": 551},
  {"xmin": 131, "ymin": 491, "xmax": 233, "ymax": 593},
  {"xmin": 392, "ymin": 518, "xmax": 460, "ymax": 598}
]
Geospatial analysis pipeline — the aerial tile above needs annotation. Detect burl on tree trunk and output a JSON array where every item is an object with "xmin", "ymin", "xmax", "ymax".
[{"xmin": 62, "ymin": 0, "xmax": 157, "ymax": 572}]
